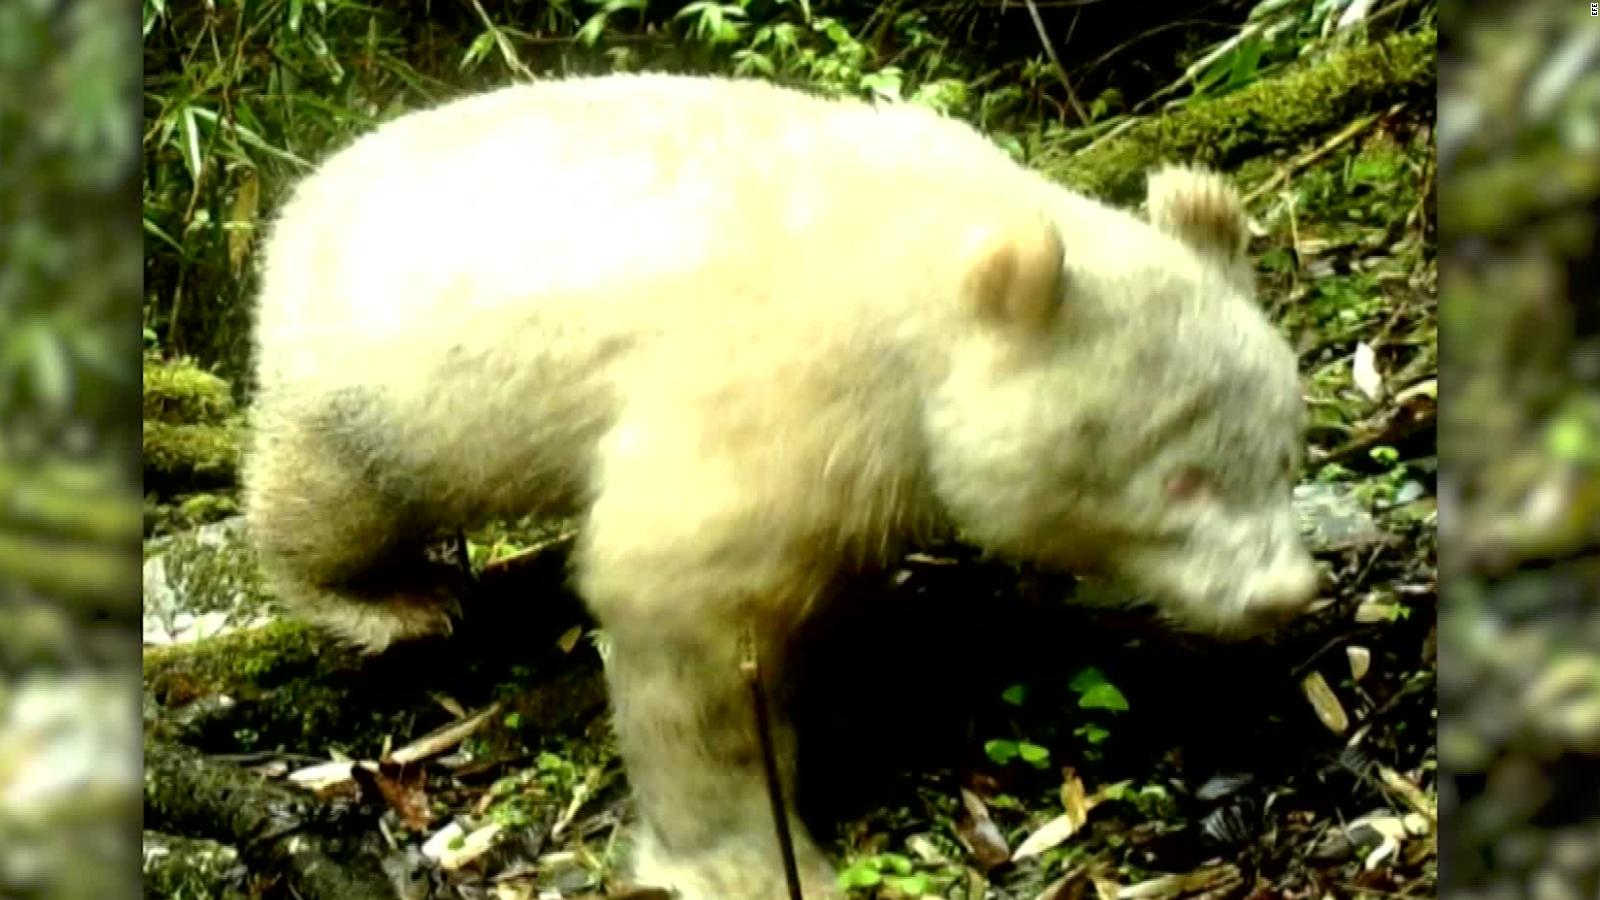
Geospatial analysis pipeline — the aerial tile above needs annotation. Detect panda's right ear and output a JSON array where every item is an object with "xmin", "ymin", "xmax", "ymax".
[
  {"xmin": 1146, "ymin": 165, "xmax": 1249, "ymax": 268},
  {"xmin": 958, "ymin": 213, "xmax": 1066, "ymax": 333}
]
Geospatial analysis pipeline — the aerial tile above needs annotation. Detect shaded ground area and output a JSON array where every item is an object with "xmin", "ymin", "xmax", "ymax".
[{"xmin": 140, "ymin": 6, "xmax": 1437, "ymax": 899}]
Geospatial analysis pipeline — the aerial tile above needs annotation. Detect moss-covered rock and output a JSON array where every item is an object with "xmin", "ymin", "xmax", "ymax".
[
  {"xmin": 144, "ymin": 517, "xmax": 275, "ymax": 646},
  {"xmin": 143, "ymin": 618, "xmax": 380, "ymax": 753},
  {"xmin": 141, "ymin": 832, "xmax": 251, "ymax": 900},
  {"xmin": 1039, "ymin": 28, "xmax": 1436, "ymax": 204},
  {"xmin": 145, "ymin": 619, "xmax": 335, "ymax": 702},
  {"xmin": 143, "ymin": 419, "xmax": 241, "ymax": 493},
  {"xmin": 143, "ymin": 353, "xmax": 244, "ymax": 500},
  {"xmin": 143, "ymin": 354, "xmax": 237, "ymax": 425},
  {"xmin": 146, "ymin": 491, "xmax": 243, "ymax": 537}
]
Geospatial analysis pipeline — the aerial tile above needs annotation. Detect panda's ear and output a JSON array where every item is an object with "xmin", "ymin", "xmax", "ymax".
[
  {"xmin": 1146, "ymin": 165, "xmax": 1250, "ymax": 267},
  {"xmin": 959, "ymin": 213, "xmax": 1066, "ymax": 333}
]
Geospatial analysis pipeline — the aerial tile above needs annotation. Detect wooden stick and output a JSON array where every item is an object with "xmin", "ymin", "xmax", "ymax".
[{"xmin": 740, "ymin": 623, "xmax": 804, "ymax": 900}]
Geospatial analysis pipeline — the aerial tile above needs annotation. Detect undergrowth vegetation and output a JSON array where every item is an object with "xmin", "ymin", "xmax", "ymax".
[{"xmin": 142, "ymin": 0, "xmax": 1433, "ymax": 380}]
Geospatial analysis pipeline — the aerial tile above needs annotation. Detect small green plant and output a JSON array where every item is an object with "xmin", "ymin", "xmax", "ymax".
[
  {"xmin": 1074, "ymin": 722, "xmax": 1111, "ymax": 746},
  {"xmin": 1356, "ymin": 444, "xmax": 1414, "ymax": 508},
  {"xmin": 1069, "ymin": 667, "xmax": 1129, "ymax": 711},
  {"xmin": 1067, "ymin": 667, "xmax": 1128, "ymax": 759},
  {"xmin": 1315, "ymin": 461, "xmax": 1356, "ymax": 483},
  {"xmin": 838, "ymin": 852, "xmax": 932, "ymax": 896},
  {"xmin": 984, "ymin": 738, "xmax": 1051, "ymax": 769},
  {"xmin": 1100, "ymin": 781, "xmax": 1178, "ymax": 818},
  {"xmin": 532, "ymin": 749, "xmax": 582, "ymax": 792}
]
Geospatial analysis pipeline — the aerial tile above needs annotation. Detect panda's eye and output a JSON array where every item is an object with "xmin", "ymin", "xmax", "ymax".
[{"xmin": 1165, "ymin": 466, "xmax": 1214, "ymax": 502}]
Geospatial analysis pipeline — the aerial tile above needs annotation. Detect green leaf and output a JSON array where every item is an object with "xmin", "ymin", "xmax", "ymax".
[
  {"xmin": 1069, "ymin": 666, "xmax": 1107, "ymax": 693},
  {"xmin": 575, "ymin": 12, "xmax": 608, "ymax": 45},
  {"xmin": 142, "ymin": 217, "xmax": 183, "ymax": 254},
  {"xmin": 733, "ymin": 49, "xmax": 775, "ymax": 77},
  {"xmin": 461, "ymin": 31, "xmax": 496, "ymax": 69},
  {"xmin": 1076, "ymin": 723, "xmax": 1110, "ymax": 744},
  {"xmin": 885, "ymin": 873, "xmax": 932, "ymax": 894},
  {"xmin": 859, "ymin": 68, "xmax": 902, "ymax": 101},
  {"xmin": 1018, "ymin": 741, "xmax": 1051, "ymax": 768},
  {"xmin": 879, "ymin": 852, "xmax": 912, "ymax": 875},
  {"xmin": 143, "ymin": 0, "xmax": 166, "ymax": 37},
  {"xmin": 1001, "ymin": 683, "xmax": 1028, "ymax": 706},
  {"xmin": 179, "ymin": 105, "xmax": 204, "ymax": 183},
  {"xmin": 1078, "ymin": 683, "xmax": 1129, "ymax": 712},
  {"xmin": 984, "ymin": 739, "xmax": 1019, "ymax": 765},
  {"xmin": 1226, "ymin": 37, "xmax": 1265, "ymax": 89},
  {"xmin": 838, "ymin": 861, "xmax": 882, "ymax": 889}
]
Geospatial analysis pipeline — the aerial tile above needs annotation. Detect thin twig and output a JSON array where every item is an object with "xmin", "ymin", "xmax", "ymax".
[
  {"xmin": 1243, "ymin": 106, "xmax": 1397, "ymax": 206},
  {"xmin": 1128, "ymin": 19, "xmax": 1266, "ymax": 118},
  {"xmin": 1021, "ymin": 0, "xmax": 1089, "ymax": 125},
  {"xmin": 1073, "ymin": 116, "xmax": 1138, "ymax": 159},
  {"xmin": 741, "ymin": 623, "xmax": 804, "ymax": 900},
  {"xmin": 1076, "ymin": 19, "xmax": 1236, "ymax": 85}
]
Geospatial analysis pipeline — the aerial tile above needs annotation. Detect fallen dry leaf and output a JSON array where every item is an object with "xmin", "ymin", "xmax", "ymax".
[
  {"xmin": 1354, "ymin": 593, "xmax": 1402, "ymax": 623},
  {"xmin": 423, "ymin": 820, "xmax": 504, "ymax": 871},
  {"xmin": 355, "ymin": 760, "xmax": 434, "ymax": 830},
  {"xmin": 287, "ymin": 759, "xmax": 374, "ymax": 792},
  {"xmin": 1352, "ymin": 342, "xmax": 1384, "ymax": 402},
  {"xmin": 1346, "ymin": 645, "xmax": 1372, "ymax": 682},
  {"xmin": 1117, "ymin": 863, "xmax": 1242, "ymax": 899},
  {"xmin": 1014, "ymin": 769, "xmax": 1098, "ymax": 862},
  {"xmin": 1376, "ymin": 764, "xmax": 1436, "ymax": 829},
  {"xmin": 1061, "ymin": 767, "xmax": 1093, "ymax": 824},
  {"xmin": 421, "ymin": 821, "xmax": 464, "ymax": 860},
  {"xmin": 1393, "ymin": 378, "xmax": 1435, "ymax": 405},
  {"xmin": 958, "ymin": 787, "xmax": 1010, "ymax": 871},
  {"xmin": 1301, "ymin": 671, "xmax": 1350, "ymax": 735},
  {"xmin": 431, "ymin": 692, "xmax": 468, "ymax": 719},
  {"xmin": 388, "ymin": 702, "xmax": 501, "ymax": 766},
  {"xmin": 1035, "ymin": 868, "xmax": 1090, "ymax": 900},
  {"xmin": 1013, "ymin": 814, "xmax": 1077, "ymax": 862},
  {"xmin": 1348, "ymin": 813, "xmax": 1409, "ymax": 870},
  {"xmin": 906, "ymin": 833, "xmax": 949, "ymax": 866}
]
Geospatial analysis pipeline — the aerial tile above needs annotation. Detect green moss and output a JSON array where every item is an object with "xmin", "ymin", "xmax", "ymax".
[
  {"xmin": 177, "ymin": 493, "xmax": 239, "ymax": 522},
  {"xmin": 143, "ymin": 419, "xmax": 241, "ymax": 493},
  {"xmin": 140, "ymin": 833, "xmax": 250, "ymax": 900},
  {"xmin": 146, "ymin": 493, "xmax": 242, "ymax": 538},
  {"xmin": 145, "ymin": 619, "xmax": 332, "ymax": 701},
  {"xmin": 1040, "ymin": 28, "xmax": 1436, "ymax": 203},
  {"xmin": 143, "ymin": 354, "xmax": 237, "ymax": 425},
  {"xmin": 144, "ymin": 619, "xmax": 388, "ymax": 752}
]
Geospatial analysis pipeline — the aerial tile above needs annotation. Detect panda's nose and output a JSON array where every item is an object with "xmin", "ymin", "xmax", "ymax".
[{"xmin": 1243, "ymin": 553, "xmax": 1321, "ymax": 630}]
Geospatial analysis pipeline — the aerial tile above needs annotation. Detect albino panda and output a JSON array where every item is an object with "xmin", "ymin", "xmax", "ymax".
[{"xmin": 243, "ymin": 73, "xmax": 1318, "ymax": 899}]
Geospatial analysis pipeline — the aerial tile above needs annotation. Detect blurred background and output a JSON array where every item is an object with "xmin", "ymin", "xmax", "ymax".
[
  {"xmin": 1439, "ymin": 0, "xmax": 1600, "ymax": 898},
  {"xmin": 0, "ymin": 0, "xmax": 143, "ymax": 898}
]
